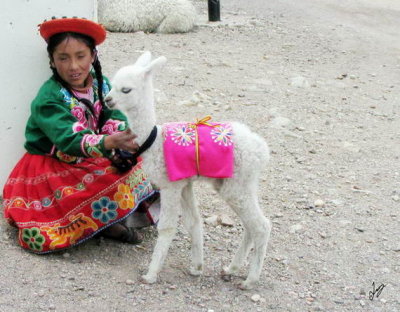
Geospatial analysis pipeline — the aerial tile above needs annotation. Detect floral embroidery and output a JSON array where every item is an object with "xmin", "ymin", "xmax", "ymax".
[
  {"xmin": 125, "ymin": 166, "xmax": 147, "ymax": 189},
  {"xmin": 56, "ymin": 150, "xmax": 78, "ymax": 163},
  {"xmin": 11, "ymin": 198, "xmax": 25, "ymax": 208},
  {"xmin": 82, "ymin": 134, "xmax": 105, "ymax": 158},
  {"xmin": 114, "ymin": 184, "xmax": 135, "ymax": 210},
  {"xmin": 133, "ymin": 181, "xmax": 152, "ymax": 200},
  {"xmin": 91, "ymin": 197, "xmax": 118, "ymax": 223},
  {"xmin": 94, "ymin": 101, "xmax": 103, "ymax": 117},
  {"xmin": 61, "ymin": 88, "xmax": 79, "ymax": 109},
  {"xmin": 42, "ymin": 197, "xmax": 52, "ymax": 207},
  {"xmin": 73, "ymin": 121, "xmax": 88, "ymax": 133},
  {"xmin": 86, "ymin": 134, "xmax": 102, "ymax": 146},
  {"xmin": 83, "ymin": 174, "xmax": 94, "ymax": 183},
  {"xmin": 93, "ymin": 170, "xmax": 105, "ymax": 175},
  {"xmin": 40, "ymin": 213, "xmax": 98, "ymax": 249},
  {"xmin": 31, "ymin": 201, "xmax": 42, "ymax": 211},
  {"xmin": 71, "ymin": 106, "xmax": 86, "ymax": 123},
  {"xmin": 6, "ymin": 172, "xmax": 98, "ymax": 213},
  {"xmin": 21, "ymin": 228, "xmax": 45, "ymax": 251},
  {"xmin": 93, "ymin": 79, "xmax": 110, "ymax": 96},
  {"xmin": 211, "ymin": 125, "xmax": 233, "ymax": 146},
  {"xmin": 170, "ymin": 124, "xmax": 196, "ymax": 146},
  {"xmin": 101, "ymin": 119, "xmax": 126, "ymax": 135}
]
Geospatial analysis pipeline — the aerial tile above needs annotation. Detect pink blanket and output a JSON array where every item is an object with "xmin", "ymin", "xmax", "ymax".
[{"xmin": 162, "ymin": 117, "xmax": 234, "ymax": 181}]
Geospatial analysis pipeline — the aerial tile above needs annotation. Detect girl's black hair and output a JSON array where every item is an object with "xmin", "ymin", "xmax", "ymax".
[{"xmin": 47, "ymin": 32, "xmax": 105, "ymax": 130}]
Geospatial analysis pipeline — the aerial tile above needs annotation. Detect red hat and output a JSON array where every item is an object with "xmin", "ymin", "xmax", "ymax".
[{"xmin": 39, "ymin": 17, "xmax": 106, "ymax": 45}]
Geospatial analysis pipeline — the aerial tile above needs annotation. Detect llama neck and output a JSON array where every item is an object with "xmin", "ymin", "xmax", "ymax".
[{"xmin": 126, "ymin": 91, "xmax": 156, "ymax": 146}]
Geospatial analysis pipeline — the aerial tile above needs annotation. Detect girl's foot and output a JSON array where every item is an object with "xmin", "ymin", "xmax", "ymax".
[{"xmin": 101, "ymin": 223, "xmax": 143, "ymax": 244}]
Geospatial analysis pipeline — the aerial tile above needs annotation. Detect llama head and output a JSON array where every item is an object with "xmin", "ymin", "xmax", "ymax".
[{"xmin": 105, "ymin": 51, "xmax": 167, "ymax": 115}]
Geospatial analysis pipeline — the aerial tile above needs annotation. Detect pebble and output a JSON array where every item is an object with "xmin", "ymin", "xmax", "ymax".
[
  {"xmin": 220, "ymin": 214, "xmax": 234, "ymax": 227},
  {"xmin": 314, "ymin": 199, "xmax": 325, "ymax": 207},
  {"xmin": 289, "ymin": 224, "xmax": 303, "ymax": 234},
  {"xmin": 126, "ymin": 279, "xmax": 135, "ymax": 285},
  {"xmin": 205, "ymin": 215, "xmax": 219, "ymax": 226},
  {"xmin": 63, "ymin": 252, "xmax": 70, "ymax": 258},
  {"xmin": 290, "ymin": 76, "xmax": 310, "ymax": 88},
  {"xmin": 269, "ymin": 116, "xmax": 293, "ymax": 129},
  {"xmin": 74, "ymin": 286, "xmax": 85, "ymax": 291},
  {"xmin": 319, "ymin": 231, "xmax": 327, "ymax": 239},
  {"xmin": 251, "ymin": 294, "xmax": 261, "ymax": 302}
]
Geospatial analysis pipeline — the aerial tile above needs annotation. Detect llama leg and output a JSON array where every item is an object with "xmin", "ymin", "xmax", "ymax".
[
  {"xmin": 221, "ymin": 228, "xmax": 252, "ymax": 276},
  {"xmin": 220, "ymin": 187, "xmax": 271, "ymax": 290},
  {"xmin": 213, "ymin": 180, "xmax": 253, "ymax": 275},
  {"xmin": 240, "ymin": 213, "xmax": 271, "ymax": 290},
  {"xmin": 141, "ymin": 187, "xmax": 183, "ymax": 284},
  {"xmin": 181, "ymin": 181, "xmax": 203, "ymax": 276}
]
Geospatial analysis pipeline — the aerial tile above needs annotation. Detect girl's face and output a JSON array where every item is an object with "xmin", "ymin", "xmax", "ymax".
[{"xmin": 51, "ymin": 37, "xmax": 95, "ymax": 89}]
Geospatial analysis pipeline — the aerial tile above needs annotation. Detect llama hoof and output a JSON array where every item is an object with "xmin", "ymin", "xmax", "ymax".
[
  {"xmin": 237, "ymin": 280, "xmax": 256, "ymax": 290},
  {"xmin": 189, "ymin": 266, "xmax": 203, "ymax": 276},
  {"xmin": 221, "ymin": 274, "xmax": 232, "ymax": 282},
  {"xmin": 220, "ymin": 267, "xmax": 232, "ymax": 282},
  {"xmin": 221, "ymin": 266, "xmax": 238, "ymax": 276},
  {"xmin": 140, "ymin": 274, "xmax": 157, "ymax": 284}
]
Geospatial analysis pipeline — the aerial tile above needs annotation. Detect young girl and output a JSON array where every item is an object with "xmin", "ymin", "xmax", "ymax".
[{"xmin": 2, "ymin": 17, "xmax": 158, "ymax": 254}]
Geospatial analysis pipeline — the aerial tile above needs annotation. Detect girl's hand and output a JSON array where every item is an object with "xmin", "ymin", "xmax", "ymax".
[{"xmin": 104, "ymin": 129, "xmax": 139, "ymax": 153}]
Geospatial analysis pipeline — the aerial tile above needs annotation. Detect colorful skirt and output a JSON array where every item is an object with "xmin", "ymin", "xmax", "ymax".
[{"xmin": 2, "ymin": 153, "xmax": 157, "ymax": 254}]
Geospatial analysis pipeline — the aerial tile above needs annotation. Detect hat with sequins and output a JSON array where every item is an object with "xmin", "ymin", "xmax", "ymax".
[{"xmin": 39, "ymin": 17, "xmax": 106, "ymax": 45}]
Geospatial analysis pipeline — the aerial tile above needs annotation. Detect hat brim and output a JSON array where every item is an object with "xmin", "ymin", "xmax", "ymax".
[{"xmin": 39, "ymin": 18, "xmax": 106, "ymax": 46}]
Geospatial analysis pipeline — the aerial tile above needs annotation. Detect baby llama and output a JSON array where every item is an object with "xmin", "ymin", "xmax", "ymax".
[
  {"xmin": 98, "ymin": 0, "xmax": 197, "ymax": 33},
  {"xmin": 105, "ymin": 52, "xmax": 271, "ymax": 290}
]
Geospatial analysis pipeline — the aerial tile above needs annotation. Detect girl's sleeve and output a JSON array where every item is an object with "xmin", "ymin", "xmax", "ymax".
[{"xmin": 33, "ymin": 98, "xmax": 112, "ymax": 158}]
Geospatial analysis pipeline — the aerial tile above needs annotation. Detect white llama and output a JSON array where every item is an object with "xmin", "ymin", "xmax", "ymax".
[
  {"xmin": 98, "ymin": 0, "xmax": 197, "ymax": 33},
  {"xmin": 105, "ymin": 52, "xmax": 271, "ymax": 289}
]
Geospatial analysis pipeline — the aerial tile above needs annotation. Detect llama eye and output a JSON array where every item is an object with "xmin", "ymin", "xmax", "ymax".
[{"xmin": 121, "ymin": 87, "xmax": 132, "ymax": 94}]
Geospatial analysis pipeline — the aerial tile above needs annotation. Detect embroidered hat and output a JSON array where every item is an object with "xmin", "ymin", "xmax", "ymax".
[{"xmin": 39, "ymin": 17, "xmax": 106, "ymax": 45}]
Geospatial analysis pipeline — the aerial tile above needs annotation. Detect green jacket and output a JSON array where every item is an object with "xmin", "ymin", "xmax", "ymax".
[{"xmin": 24, "ymin": 74, "xmax": 127, "ymax": 163}]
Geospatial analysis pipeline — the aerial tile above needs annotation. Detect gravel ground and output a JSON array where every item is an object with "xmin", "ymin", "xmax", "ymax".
[{"xmin": 1, "ymin": 1, "xmax": 399, "ymax": 311}]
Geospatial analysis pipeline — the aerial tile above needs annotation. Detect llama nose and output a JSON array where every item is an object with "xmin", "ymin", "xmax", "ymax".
[{"xmin": 105, "ymin": 96, "xmax": 115, "ymax": 108}]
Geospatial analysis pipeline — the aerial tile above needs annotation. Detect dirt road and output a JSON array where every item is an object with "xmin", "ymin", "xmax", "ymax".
[{"xmin": 1, "ymin": 1, "xmax": 399, "ymax": 311}]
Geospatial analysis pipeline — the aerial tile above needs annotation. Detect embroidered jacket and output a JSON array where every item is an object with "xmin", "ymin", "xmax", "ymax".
[{"xmin": 24, "ymin": 73, "xmax": 127, "ymax": 163}]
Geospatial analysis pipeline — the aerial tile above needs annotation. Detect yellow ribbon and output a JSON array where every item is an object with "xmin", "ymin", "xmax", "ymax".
[{"xmin": 189, "ymin": 115, "xmax": 217, "ymax": 175}]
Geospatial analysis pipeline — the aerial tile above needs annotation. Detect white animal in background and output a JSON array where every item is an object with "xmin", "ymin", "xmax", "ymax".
[
  {"xmin": 105, "ymin": 52, "xmax": 271, "ymax": 290},
  {"xmin": 98, "ymin": 0, "xmax": 197, "ymax": 33}
]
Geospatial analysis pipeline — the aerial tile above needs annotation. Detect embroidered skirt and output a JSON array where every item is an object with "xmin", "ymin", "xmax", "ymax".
[{"xmin": 2, "ymin": 153, "xmax": 156, "ymax": 254}]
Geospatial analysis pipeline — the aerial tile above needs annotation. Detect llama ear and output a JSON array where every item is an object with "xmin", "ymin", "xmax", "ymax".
[
  {"xmin": 143, "ymin": 56, "xmax": 167, "ymax": 75},
  {"xmin": 135, "ymin": 51, "xmax": 152, "ymax": 67}
]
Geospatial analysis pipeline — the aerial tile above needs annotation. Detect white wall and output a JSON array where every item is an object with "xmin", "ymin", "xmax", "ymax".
[{"xmin": 0, "ymin": 0, "xmax": 97, "ymax": 191}]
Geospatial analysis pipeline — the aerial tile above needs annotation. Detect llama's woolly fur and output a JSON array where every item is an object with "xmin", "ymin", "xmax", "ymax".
[
  {"xmin": 98, "ymin": 0, "xmax": 197, "ymax": 33},
  {"xmin": 105, "ymin": 52, "xmax": 271, "ymax": 290}
]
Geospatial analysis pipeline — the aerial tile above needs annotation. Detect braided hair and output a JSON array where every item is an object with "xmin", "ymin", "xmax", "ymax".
[{"xmin": 47, "ymin": 32, "xmax": 106, "ymax": 129}]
